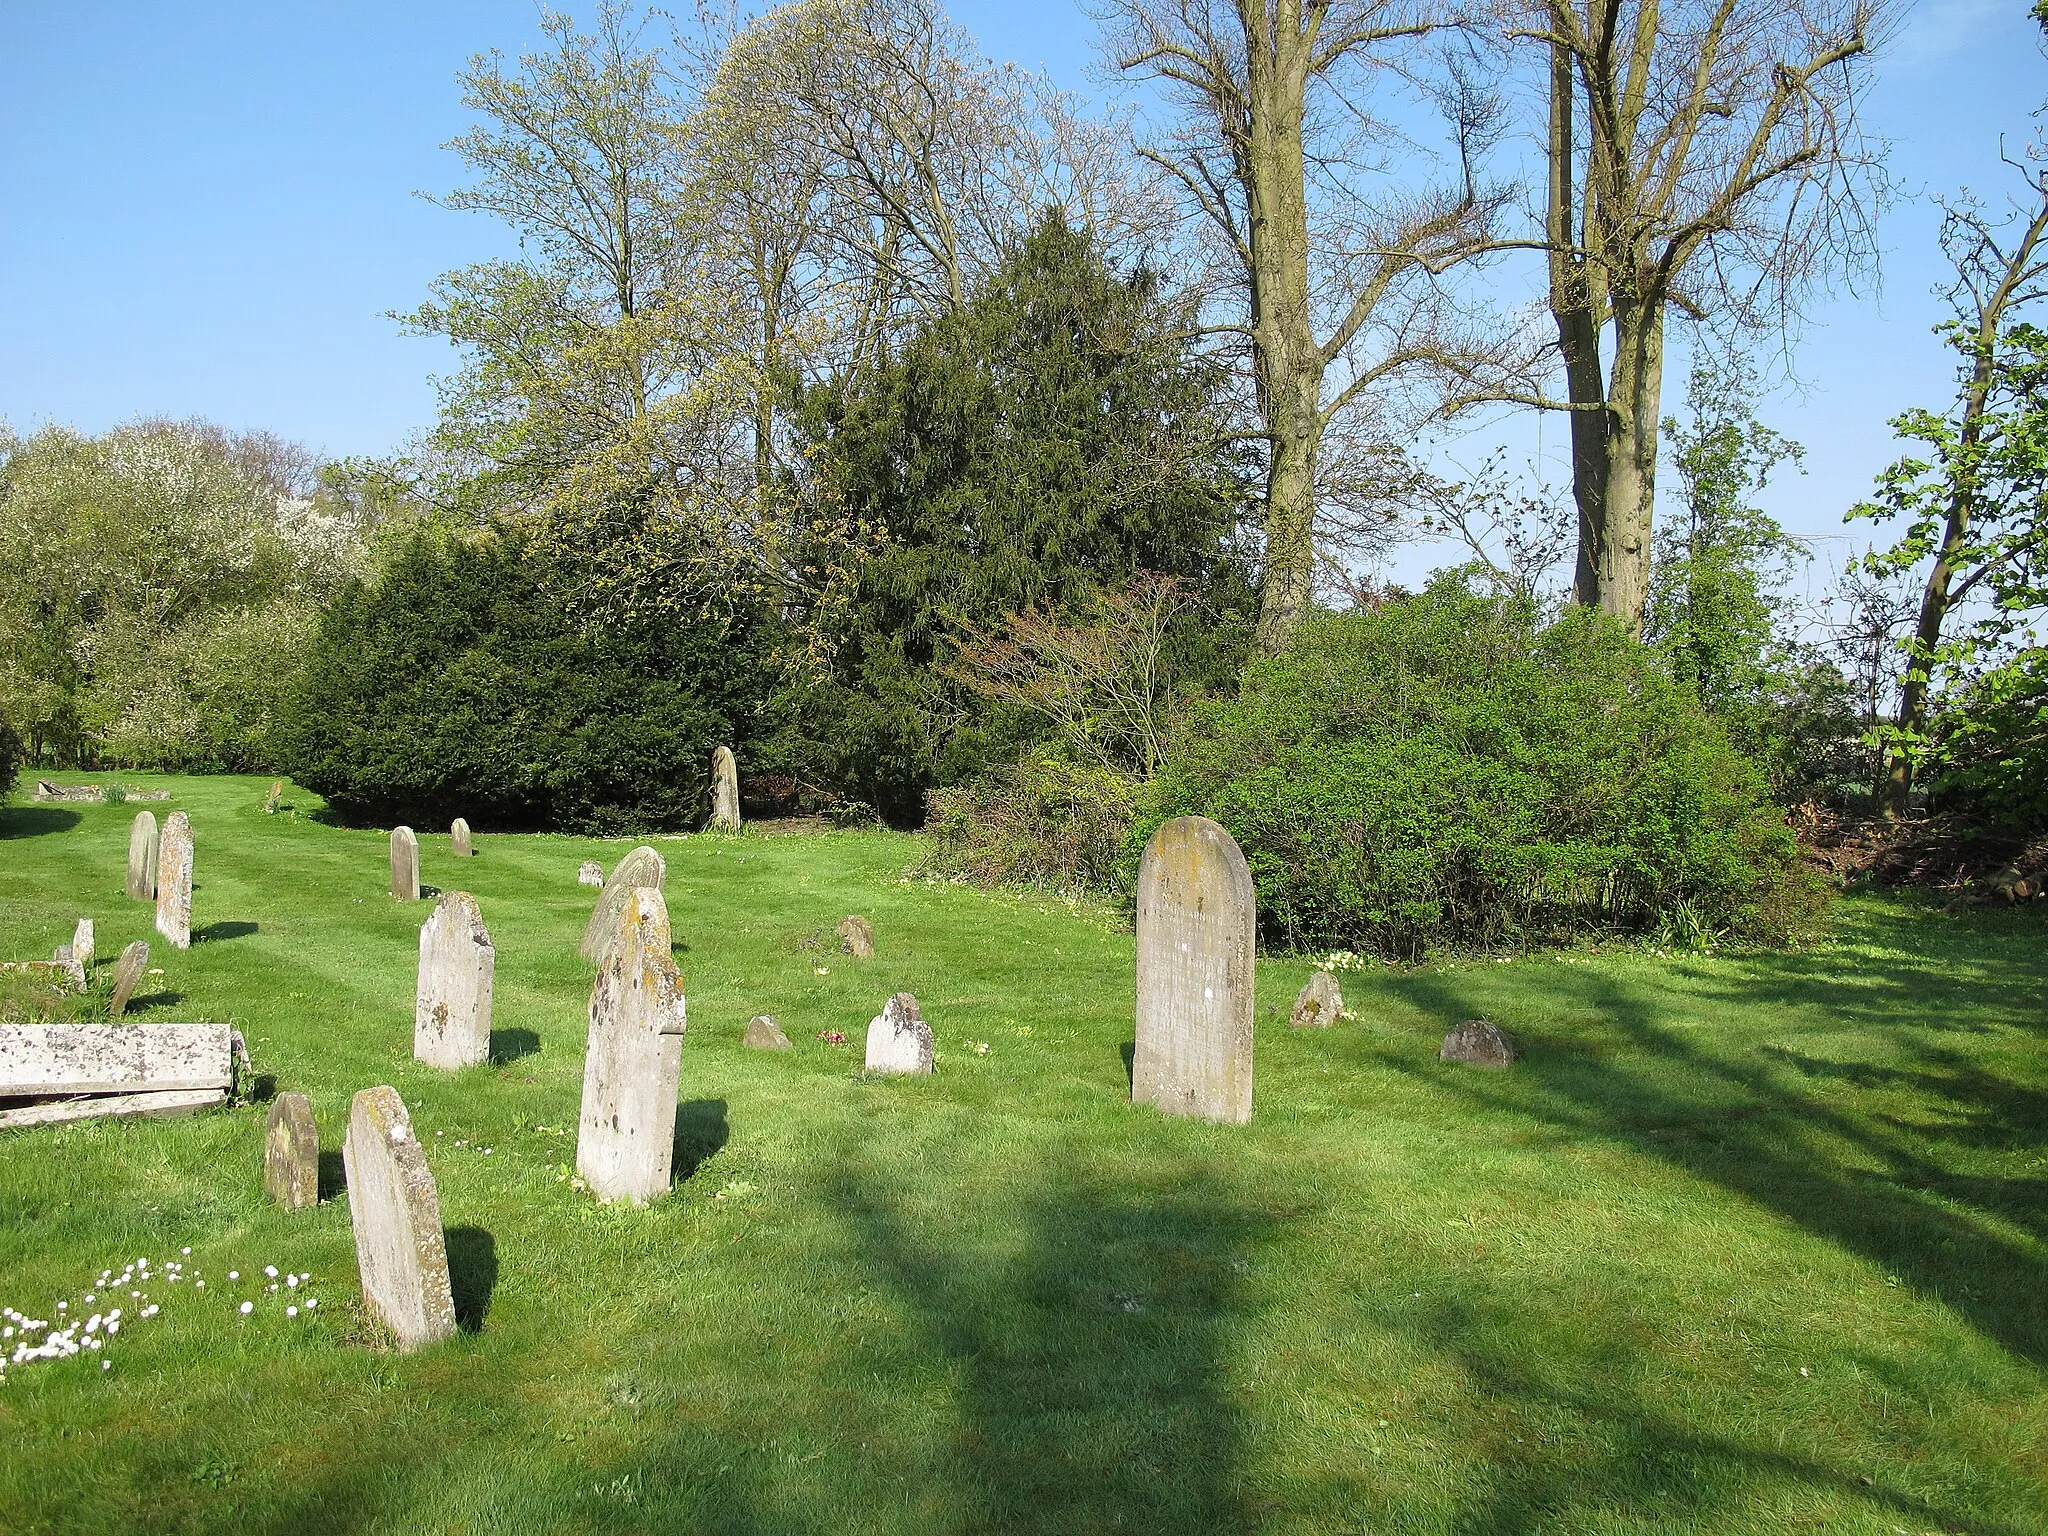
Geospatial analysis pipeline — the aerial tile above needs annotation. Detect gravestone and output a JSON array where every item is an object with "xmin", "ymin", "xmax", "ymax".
[
  {"xmin": 70, "ymin": 919, "xmax": 94, "ymax": 975},
  {"xmin": 126, "ymin": 812, "xmax": 159, "ymax": 902},
  {"xmin": 575, "ymin": 887, "xmax": 688, "ymax": 1204},
  {"xmin": 264, "ymin": 1092, "xmax": 319, "ymax": 1209},
  {"xmin": 1132, "ymin": 815, "xmax": 1256, "ymax": 1125},
  {"xmin": 709, "ymin": 746, "xmax": 741, "ymax": 832},
  {"xmin": 578, "ymin": 860, "xmax": 606, "ymax": 888},
  {"xmin": 343, "ymin": 1085, "xmax": 457, "ymax": 1351},
  {"xmin": 1439, "ymin": 1019, "xmax": 1516, "ymax": 1068},
  {"xmin": 414, "ymin": 893, "xmax": 495, "ymax": 1070},
  {"xmin": 578, "ymin": 845, "xmax": 665, "ymax": 963},
  {"xmin": 108, "ymin": 941, "xmax": 149, "ymax": 1018},
  {"xmin": 51, "ymin": 945, "xmax": 85, "ymax": 990},
  {"xmin": 390, "ymin": 826, "xmax": 420, "ymax": 902},
  {"xmin": 744, "ymin": 1014, "xmax": 791, "ymax": 1050},
  {"xmin": 450, "ymin": 818, "xmax": 473, "ymax": 858},
  {"xmin": 837, "ymin": 915, "xmax": 876, "ymax": 959},
  {"xmin": 864, "ymin": 992, "xmax": 933, "ymax": 1075},
  {"xmin": 154, "ymin": 812, "xmax": 193, "ymax": 951},
  {"xmin": 1290, "ymin": 971, "xmax": 1343, "ymax": 1029}
]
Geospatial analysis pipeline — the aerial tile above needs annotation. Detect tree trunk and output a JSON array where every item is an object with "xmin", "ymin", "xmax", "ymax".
[{"xmin": 1587, "ymin": 296, "xmax": 1664, "ymax": 635}]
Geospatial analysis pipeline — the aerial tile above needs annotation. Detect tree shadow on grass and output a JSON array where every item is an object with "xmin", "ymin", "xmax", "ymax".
[
  {"xmin": 444, "ymin": 1225, "xmax": 497, "ymax": 1333},
  {"xmin": 195, "ymin": 921, "xmax": 258, "ymax": 943},
  {"xmin": 489, "ymin": 1028, "xmax": 540, "ymax": 1066},
  {"xmin": 0, "ymin": 807, "xmax": 81, "ymax": 838},
  {"xmin": 672, "ymin": 1099, "xmax": 729, "ymax": 1181}
]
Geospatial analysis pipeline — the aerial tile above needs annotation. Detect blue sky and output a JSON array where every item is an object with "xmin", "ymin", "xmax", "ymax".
[{"xmin": 1, "ymin": 1, "xmax": 2038, "ymax": 570}]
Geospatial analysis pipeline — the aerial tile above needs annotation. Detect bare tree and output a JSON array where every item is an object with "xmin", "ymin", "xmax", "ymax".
[{"xmin": 1097, "ymin": 0, "xmax": 1506, "ymax": 654}]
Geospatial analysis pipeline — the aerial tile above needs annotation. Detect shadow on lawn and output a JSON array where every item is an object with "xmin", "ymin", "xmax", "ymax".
[{"xmin": 0, "ymin": 807, "xmax": 81, "ymax": 839}]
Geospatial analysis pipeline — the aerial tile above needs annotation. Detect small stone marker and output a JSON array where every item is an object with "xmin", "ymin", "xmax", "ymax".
[
  {"xmin": 70, "ymin": 918, "xmax": 95, "ymax": 975},
  {"xmin": 1290, "ymin": 971, "xmax": 1342, "ymax": 1028},
  {"xmin": 709, "ymin": 745, "xmax": 741, "ymax": 832},
  {"xmin": 744, "ymin": 1014, "xmax": 791, "ymax": 1050},
  {"xmin": 578, "ymin": 845, "xmax": 665, "ymax": 963},
  {"xmin": 837, "ymin": 914, "xmax": 876, "ymax": 959},
  {"xmin": 108, "ymin": 940, "xmax": 149, "ymax": 1018},
  {"xmin": 154, "ymin": 811, "xmax": 193, "ymax": 951},
  {"xmin": 343, "ymin": 1085, "xmax": 457, "ymax": 1351},
  {"xmin": 390, "ymin": 826, "xmax": 420, "ymax": 902},
  {"xmin": 1132, "ymin": 815, "xmax": 1256, "ymax": 1125},
  {"xmin": 264, "ymin": 1092, "xmax": 319, "ymax": 1209},
  {"xmin": 578, "ymin": 860, "xmax": 606, "ymax": 888},
  {"xmin": 451, "ymin": 817, "xmax": 472, "ymax": 857},
  {"xmin": 864, "ymin": 992, "xmax": 933, "ymax": 1075},
  {"xmin": 576, "ymin": 887, "xmax": 689, "ymax": 1204},
  {"xmin": 127, "ymin": 811, "xmax": 159, "ymax": 902},
  {"xmin": 1440, "ymin": 1019, "xmax": 1516, "ymax": 1068},
  {"xmin": 414, "ymin": 893, "xmax": 495, "ymax": 1070}
]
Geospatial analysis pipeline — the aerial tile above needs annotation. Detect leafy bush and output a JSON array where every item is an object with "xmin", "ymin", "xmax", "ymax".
[
  {"xmin": 0, "ymin": 711, "xmax": 19, "ymax": 802},
  {"xmin": 921, "ymin": 757, "xmax": 1139, "ymax": 894},
  {"xmin": 1135, "ymin": 583, "xmax": 1817, "ymax": 956},
  {"xmin": 1930, "ymin": 648, "xmax": 2048, "ymax": 834},
  {"xmin": 281, "ymin": 527, "xmax": 778, "ymax": 833}
]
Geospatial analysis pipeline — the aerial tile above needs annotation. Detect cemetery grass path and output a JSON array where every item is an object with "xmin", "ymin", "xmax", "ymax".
[{"xmin": 1, "ymin": 774, "xmax": 2045, "ymax": 1534}]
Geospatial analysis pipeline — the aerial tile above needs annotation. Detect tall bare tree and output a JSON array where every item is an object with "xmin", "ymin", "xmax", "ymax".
[{"xmin": 1514, "ymin": 0, "xmax": 1885, "ymax": 635}]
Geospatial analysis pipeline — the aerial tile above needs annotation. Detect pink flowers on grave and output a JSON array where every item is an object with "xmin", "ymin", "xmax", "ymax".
[{"xmin": 816, "ymin": 1030, "xmax": 847, "ymax": 1045}]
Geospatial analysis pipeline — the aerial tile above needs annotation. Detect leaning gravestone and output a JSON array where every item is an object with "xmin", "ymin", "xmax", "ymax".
[
  {"xmin": 864, "ymin": 992, "xmax": 933, "ymax": 1075},
  {"xmin": 578, "ymin": 860, "xmax": 606, "ymax": 888},
  {"xmin": 709, "ymin": 746, "xmax": 741, "ymax": 832},
  {"xmin": 414, "ymin": 893, "xmax": 495, "ymax": 1070},
  {"xmin": 70, "ymin": 919, "xmax": 94, "ymax": 975},
  {"xmin": 450, "ymin": 818, "xmax": 473, "ymax": 858},
  {"xmin": 1132, "ymin": 815, "xmax": 1256, "ymax": 1125},
  {"xmin": 343, "ymin": 1085, "xmax": 457, "ymax": 1351},
  {"xmin": 744, "ymin": 1014, "xmax": 791, "ymax": 1050},
  {"xmin": 264, "ymin": 1092, "xmax": 319, "ymax": 1209},
  {"xmin": 1290, "ymin": 971, "xmax": 1343, "ymax": 1028},
  {"xmin": 127, "ymin": 812, "xmax": 159, "ymax": 902},
  {"xmin": 1440, "ymin": 1019, "xmax": 1516, "ymax": 1068},
  {"xmin": 837, "ymin": 915, "xmax": 876, "ymax": 959},
  {"xmin": 390, "ymin": 826, "xmax": 420, "ymax": 902},
  {"xmin": 154, "ymin": 812, "xmax": 193, "ymax": 951},
  {"xmin": 108, "ymin": 941, "xmax": 149, "ymax": 1019},
  {"xmin": 575, "ymin": 888, "xmax": 688, "ymax": 1204},
  {"xmin": 578, "ymin": 845, "xmax": 665, "ymax": 963}
]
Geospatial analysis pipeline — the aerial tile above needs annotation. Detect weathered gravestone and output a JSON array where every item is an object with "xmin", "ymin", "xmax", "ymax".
[
  {"xmin": 578, "ymin": 845, "xmax": 665, "ymax": 963},
  {"xmin": 1439, "ymin": 1019, "xmax": 1516, "ymax": 1068},
  {"xmin": 264, "ymin": 1091, "xmax": 319, "ymax": 1209},
  {"xmin": 578, "ymin": 860, "xmax": 606, "ymax": 888},
  {"xmin": 864, "ymin": 992, "xmax": 933, "ymax": 1075},
  {"xmin": 108, "ymin": 940, "xmax": 149, "ymax": 1018},
  {"xmin": 414, "ymin": 893, "xmax": 495, "ymax": 1070},
  {"xmin": 127, "ymin": 812, "xmax": 159, "ymax": 902},
  {"xmin": 575, "ymin": 888, "xmax": 688, "ymax": 1204},
  {"xmin": 1132, "ymin": 815, "xmax": 1256, "ymax": 1125},
  {"xmin": 390, "ymin": 826, "xmax": 420, "ymax": 902},
  {"xmin": 70, "ymin": 919, "xmax": 94, "ymax": 975},
  {"xmin": 50, "ymin": 944, "xmax": 85, "ymax": 991},
  {"xmin": 709, "ymin": 746, "xmax": 741, "ymax": 832},
  {"xmin": 450, "ymin": 818, "xmax": 473, "ymax": 857},
  {"xmin": 837, "ymin": 915, "xmax": 876, "ymax": 959},
  {"xmin": 1290, "ymin": 970, "xmax": 1343, "ymax": 1029},
  {"xmin": 154, "ymin": 812, "xmax": 193, "ymax": 951},
  {"xmin": 343, "ymin": 1085, "xmax": 457, "ymax": 1351},
  {"xmin": 744, "ymin": 1014, "xmax": 791, "ymax": 1050}
]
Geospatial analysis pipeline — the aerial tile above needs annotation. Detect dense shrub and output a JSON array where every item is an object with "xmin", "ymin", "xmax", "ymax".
[
  {"xmin": 0, "ymin": 712, "xmax": 19, "ymax": 802},
  {"xmin": 1135, "ymin": 583, "xmax": 1817, "ymax": 956},
  {"xmin": 920, "ymin": 757, "xmax": 1138, "ymax": 893},
  {"xmin": 1930, "ymin": 648, "xmax": 2048, "ymax": 835},
  {"xmin": 281, "ymin": 527, "xmax": 778, "ymax": 833}
]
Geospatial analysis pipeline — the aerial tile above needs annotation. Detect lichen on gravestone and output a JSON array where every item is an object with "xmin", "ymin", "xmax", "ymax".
[
  {"xmin": 155, "ymin": 812, "xmax": 193, "ymax": 951},
  {"xmin": 343, "ymin": 1085, "xmax": 456, "ymax": 1351},
  {"xmin": 575, "ymin": 887, "xmax": 688, "ymax": 1204},
  {"xmin": 1290, "ymin": 970, "xmax": 1342, "ymax": 1028},
  {"xmin": 414, "ymin": 893, "xmax": 495, "ymax": 1070},
  {"xmin": 578, "ymin": 846, "xmax": 665, "ymax": 963},
  {"xmin": 864, "ymin": 993, "xmax": 933, "ymax": 1075},
  {"xmin": 265, "ymin": 1092, "xmax": 319, "ymax": 1209}
]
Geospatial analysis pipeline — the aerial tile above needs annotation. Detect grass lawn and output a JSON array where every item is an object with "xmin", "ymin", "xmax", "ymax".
[{"xmin": 1, "ymin": 772, "xmax": 2045, "ymax": 1534}]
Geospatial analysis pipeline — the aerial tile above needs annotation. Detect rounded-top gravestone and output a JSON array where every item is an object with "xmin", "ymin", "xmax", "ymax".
[
  {"xmin": 450, "ymin": 818, "xmax": 473, "ymax": 858},
  {"xmin": 1132, "ymin": 815, "xmax": 1256, "ymax": 1125},
  {"xmin": 709, "ymin": 745, "xmax": 741, "ymax": 832},
  {"xmin": 127, "ymin": 811, "xmax": 159, "ymax": 902},
  {"xmin": 390, "ymin": 827, "xmax": 420, "ymax": 902},
  {"xmin": 579, "ymin": 845, "xmax": 665, "ymax": 963}
]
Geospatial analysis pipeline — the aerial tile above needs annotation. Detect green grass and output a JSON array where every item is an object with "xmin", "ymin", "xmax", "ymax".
[{"xmin": 1, "ymin": 772, "xmax": 2045, "ymax": 1534}]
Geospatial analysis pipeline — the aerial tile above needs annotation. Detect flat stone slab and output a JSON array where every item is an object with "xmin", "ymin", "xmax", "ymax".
[
  {"xmin": 265, "ymin": 1092, "xmax": 319, "ymax": 1208},
  {"xmin": 579, "ymin": 846, "xmax": 665, "ymax": 963},
  {"xmin": 1290, "ymin": 971, "xmax": 1343, "ymax": 1028},
  {"xmin": 0, "ymin": 1088, "xmax": 226, "ymax": 1129},
  {"xmin": 0, "ymin": 1023, "xmax": 234, "ymax": 1096},
  {"xmin": 837, "ymin": 915, "xmax": 875, "ymax": 959},
  {"xmin": 108, "ymin": 941, "xmax": 149, "ymax": 1018},
  {"xmin": 343, "ymin": 1086, "xmax": 457, "ymax": 1351},
  {"xmin": 865, "ymin": 993, "xmax": 933, "ymax": 1075},
  {"xmin": 576, "ymin": 887, "xmax": 689, "ymax": 1204},
  {"xmin": 414, "ymin": 893, "xmax": 495, "ymax": 1070},
  {"xmin": 1133, "ymin": 816, "xmax": 1256, "ymax": 1124},
  {"xmin": 744, "ymin": 1014, "xmax": 791, "ymax": 1050},
  {"xmin": 1440, "ymin": 1019, "xmax": 1516, "ymax": 1068}
]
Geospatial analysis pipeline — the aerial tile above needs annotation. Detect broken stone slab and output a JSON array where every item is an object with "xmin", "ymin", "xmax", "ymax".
[
  {"xmin": 108, "ymin": 941, "xmax": 149, "ymax": 1018},
  {"xmin": 837, "ymin": 915, "xmax": 876, "ymax": 959},
  {"xmin": 451, "ymin": 818, "xmax": 472, "ymax": 857},
  {"xmin": 70, "ymin": 919, "xmax": 94, "ymax": 975},
  {"xmin": 709, "ymin": 745, "xmax": 741, "ymax": 832},
  {"xmin": 743, "ymin": 1014, "xmax": 791, "ymax": 1050},
  {"xmin": 0, "ymin": 1088, "xmax": 227, "ymax": 1130},
  {"xmin": 414, "ymin": 892, "xmax": 495, "ymax": 1070},
  {"xmin": 127, "ymin": 811, "xmax": 159, "ymax": 902},
  {"xmin": 577, "ymin": 860, "xmax": 605, "ymax": 888},
  {"xmin": 1290, "ymin": 971, "xmax": 1343, "ymax": 1028},
  {"xmin": 864, "ymin": 993, "xmax": 933, "ymax": 1075},
  {"xmin": 343, "ymin": 1085, "xmax": 457, "ymax": 1351},
  {"xmin": 1439, "ymin": 1019, "xmax": 1516, "ymax": 1068},
  {"xmin": 0, "ymin": 960, "xmax": 85, "ymax": 993},
  {"xmin": 578, "ymin": 845, "xmax": 666, "ymax": 963},
  {"xmin": 35, "ymin": 781, "xmax": 167, "ymax": 803},
  {"xmin": 390, "ymin": 826, "xmax": 420, "ymax": 902},
  {"xmin": 0, "ymin": 1022, "xmax": 233, "ymax": 1096},
  {"xmin": 1132, "ymin": 816, "xmax": 1257, "ymax": 1125},
  {"xmin": 576, "ymin": 887, "xmax": 688, "ymax": 1204},
  {"xmin": 265, "ymin": 1092, "xmax": 319, "ymax": 1209},
  {"xmin": 155, "ymin": 811, "xmax": 193, "ymax": 951}
]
